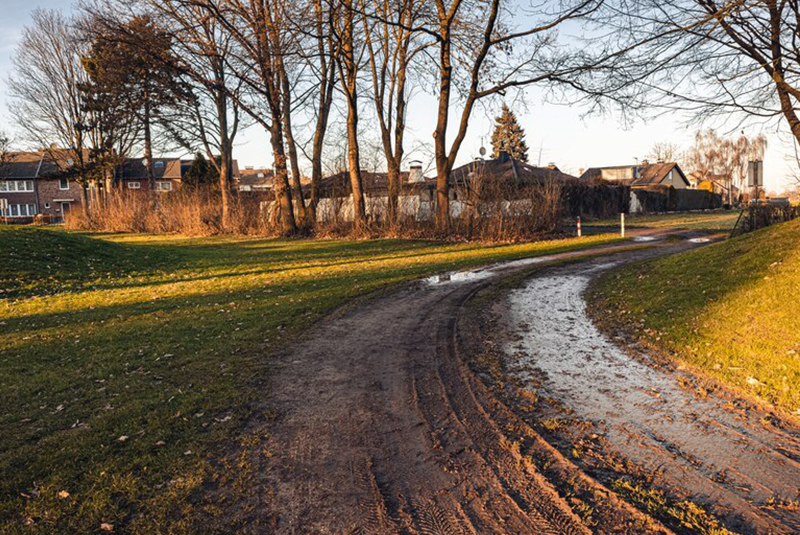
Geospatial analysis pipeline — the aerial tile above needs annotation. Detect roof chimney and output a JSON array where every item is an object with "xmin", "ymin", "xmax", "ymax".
[
  {"xmin": 408, "ymin": 160, "xmax": 424, "ymax": 183},
  {"xmin": 547, "ymin": 162, "xmax": 557, "ymax": 170}
]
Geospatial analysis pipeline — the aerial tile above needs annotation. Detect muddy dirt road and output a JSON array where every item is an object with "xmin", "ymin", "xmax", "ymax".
[
  {"xmin": 219, "ymin": 235, "xmax": 799, "ymax": 534},
  {"xmin": 503, "ymin": 258, "xmax": 800, "ymax": 534}
]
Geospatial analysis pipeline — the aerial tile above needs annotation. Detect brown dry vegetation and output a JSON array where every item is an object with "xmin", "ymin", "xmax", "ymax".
[
  {"xmin": 66, "ymin": 176, "xmax": 567, "ymax": 243},
  {"xmin": 65, "ymin": 188, "xmax": 271, "ymax": 236}
]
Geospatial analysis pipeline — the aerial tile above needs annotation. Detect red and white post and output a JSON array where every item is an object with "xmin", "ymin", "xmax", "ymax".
[{"xmin": 577, "ymin": 216, "xmax": 582, "ymax": 237}]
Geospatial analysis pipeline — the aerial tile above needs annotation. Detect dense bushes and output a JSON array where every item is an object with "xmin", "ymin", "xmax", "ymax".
[
  {"xmin": 562, "ymin": 181, "xmax": 629, "ymax": 219},
  {"xmin": 630, "ymin": 186, "xmax": 722, "ymax": 213}
]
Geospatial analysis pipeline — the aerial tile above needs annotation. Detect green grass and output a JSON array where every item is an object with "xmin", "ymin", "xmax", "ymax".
[
  {"xmin": 0, "ymin": 227, "xmax": 621, "ymax": 533},
  {"xmin": 585, "ymin": 209, "xmax": 741, "ymax": 231},
  {"xmin": 611, "ymin": 478, "xmax": 733, "ymax": 535},
  {"xmin": 589, "ymin": 218, "xmax": 800, "ymax": 415}
]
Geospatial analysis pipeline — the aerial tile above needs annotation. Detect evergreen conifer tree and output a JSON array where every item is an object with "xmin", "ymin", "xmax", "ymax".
[{"xmin": 490, "ymin": 104, "xmax": 529, "ymax": 162}]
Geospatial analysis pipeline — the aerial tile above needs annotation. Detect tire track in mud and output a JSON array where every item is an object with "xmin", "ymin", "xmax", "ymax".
[
  {"xmin": 203, "ymin": 235, "xmax": 776, "ymax": 534},
  {"xmin": 500, "ymin": 256, "xmax": 800, "ymax": 535},
  {"xmin": 245, "ymin": 241, "xmax": 686, "ymax": 534}
]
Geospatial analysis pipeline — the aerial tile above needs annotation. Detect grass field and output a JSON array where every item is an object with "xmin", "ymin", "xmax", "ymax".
[
  {"xmin": 585, "ymin": 209, "xmax": 741, "ymax": 231},
  {"xmin": 589, "ymin": 218, "xmax": 800, "ymax": 416},
  {"xmin": 0, "ymin": 227, "xmax": 621, "ymax": 534}
]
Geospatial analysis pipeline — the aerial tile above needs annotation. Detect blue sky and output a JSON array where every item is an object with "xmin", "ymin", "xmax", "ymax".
[{"xmin": 1, "ymin": 1, "xmax": 796, "ymax": 191}]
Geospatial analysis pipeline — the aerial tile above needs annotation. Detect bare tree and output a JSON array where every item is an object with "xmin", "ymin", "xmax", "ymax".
[
  {"xmin": 301, "ymin": 0, "xmax": 338, "ymax": 223},
  {"xmin": 121, "ymin": 0, "xmax": 247, "ymax": 228},
  {"xmin": 646, "ymin": 141, "xmax": 681, "ymax": 164},
  {"xmin": 633, "ymin": 1, "xmax": 800, "ymax": 148},
  {"xmin": 331, "ymin": 0, "xmax": 367, "ymax": 232},
  {"xmin": 360, "ymin": 0, "xmax": 427, "ymax": 226},
  {"xmin": 8, "ymin": 9, "xmax": 96, "ymax": 212},
  {"xmin": 687, "ymin": 129, "xmax": 767, "ymax": 204},
  {"xmin": 190, "ymin": 0, "xmax": 299, "ymax": 235},
  {"xmin": 424, "ymin": 0, "xmax": 632, "ymax": 231}
]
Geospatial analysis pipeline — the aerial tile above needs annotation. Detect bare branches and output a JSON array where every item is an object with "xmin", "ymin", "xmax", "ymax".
[
  {"xmin": 628, "ymin": 1, "xmax": 800, "ymax": 147},
  {"xmin": 8, "ymin": 10, "xmax": 90, "ymax": 168}
]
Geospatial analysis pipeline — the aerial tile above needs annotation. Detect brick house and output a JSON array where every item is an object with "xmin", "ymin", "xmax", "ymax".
[
  {"xmin": 0, "ymin": 150, "xmax": 85, "ymax": 221},
  {"xmin": 1, "ymin": 148, "xmax": 248, "ymax": 222},
  {"xmin": 117, "ymin": 158, "xmax": 184, "ymax": 192},
  {"xmin": 236, "ymin": 166, "xmax": 274, "ymax": 191}
]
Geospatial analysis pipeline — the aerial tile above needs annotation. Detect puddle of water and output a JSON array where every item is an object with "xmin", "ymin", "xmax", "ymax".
[
  {"xmin": 689, "ymin": 237, "xmax": 711, "ymax": 243},
  {"xmin": 633, "ymin": 236, "xmax": 658, "ymax": 242},
  {"xmin": 504, "ymin": 264, "xmax": 800, "ymax": 531},
  {"xmin": 423, "ymin": 256, "xmax": 550, "ymax": 286}
]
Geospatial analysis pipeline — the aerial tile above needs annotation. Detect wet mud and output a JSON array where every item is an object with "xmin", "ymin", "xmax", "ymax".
[
  {"xmin": 198, "ymin": 232, "xmax": 798, "ymax": 534},
  {"xmin": 503, "ymin": 257, "xmax": 800, "ymax": 534}
]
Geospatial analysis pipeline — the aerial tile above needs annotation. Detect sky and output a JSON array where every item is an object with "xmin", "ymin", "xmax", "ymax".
[{"xmin": 1, "ymin": 1, "xmax": 797, "ymax": 193}]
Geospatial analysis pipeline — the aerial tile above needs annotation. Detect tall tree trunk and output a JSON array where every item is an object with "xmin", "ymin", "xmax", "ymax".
[
  {"xmin": 267, "ymin": 98, "xmax": 297, "ymax": 235},
  {"xmin": 279, "ymin": 63, "xmax": 308, "ymax": 227},
  {"xmin": 143, "ymin": 93, "xmax": 156, "ymax": 191},
  {"xmin": 340, "ymin": 1, "xmax": 366, "ymax": 231},
  {"xmin": 219, "ymin": 154, "xmax": 231, "ymax": 227},
  {"xmin": 386, "ymin": 161, "xmax": 400, "ymax": 224},
  {"xmin": 346, "ymin": 96, "xmax": 366, "ymax": 230},
  {"xmin": 215, "ymin": 90, "xmax": 232, "ymax": 228},
  {"xmin": 309, "ymin": 0, "xmax": 335, "ymax": 224},
  {"xmin": 434, "ymin": 33, "xmax": 453, "ymax": 232}
]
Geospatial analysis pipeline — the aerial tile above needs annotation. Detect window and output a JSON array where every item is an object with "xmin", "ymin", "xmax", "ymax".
[
  {"xmin": 127, "ymin": 181, "xmax": 141, "ymax": 189},
  {"xmin": 0, "ymin": 180, "xmax": 34, "ymax": 192},
  {"xmin": 156, "ymin": 181, "xmax": 172, "ymax": 192},
  {"xmin": 155, "ymin": 161, "xmax": 165, "ymax": 167},
  {"xmin": 59, "ymin": 178, "xmax": 69, "ymax": 190},
  {"xmin": 2, "ymin": 204, "xmax": 37, "ymax": 217},
  {"xmin": 257, "ymin": 173, "xmax": 264, "ymax": 178}
]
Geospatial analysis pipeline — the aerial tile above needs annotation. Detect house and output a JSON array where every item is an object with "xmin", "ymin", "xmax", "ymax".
[
  {"xmin": 0, "ymin": 147, "xmax": 245, "ymax": 222},
  {"xmin": 117, "ymin": 158, "xmax": 184, "ymax": 192},
  {"xmin": 307, "ymin": 153, "xmax": 577, "ymax": 222},
  {"xmin": 448, "ymin": 153, "xmax": 576, "ymax": 195},
  {"xmin": 580, "ymin": 161, "xmax": 691, "ymax": 189},
  {"xmin": 0, "ymin": 149, "xmax": 85, "ymax": 221},
  {"xmin": 236, "ymin": 166, "xmax": 274, "ymax": 192},
  {"xmin": 688, "ymin": 171, "xmax": 740, "ymax": 198}
]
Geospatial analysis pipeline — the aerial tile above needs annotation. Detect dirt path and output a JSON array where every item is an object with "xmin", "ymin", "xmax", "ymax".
[
  {"xmin": 211, "ymin": 234, "xmax": 797, "ymax": 534},
  {"xmin": 501, "ymin": 255, "xmax": 800, "ymax": 534}
]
